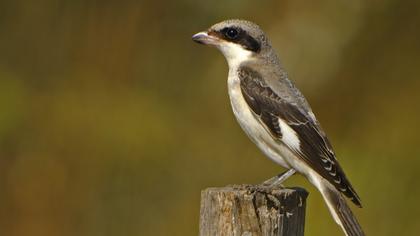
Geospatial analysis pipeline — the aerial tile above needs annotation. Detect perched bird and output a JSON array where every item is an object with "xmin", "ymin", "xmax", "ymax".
[{"xmin": 192, "ymin": 19, "xmax": 364, "ymax": 236}]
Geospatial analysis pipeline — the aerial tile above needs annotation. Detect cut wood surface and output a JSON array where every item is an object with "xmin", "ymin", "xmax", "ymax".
[{"xmin": 199, "ymin": 185, "xmax": 308, "ymax": 236}]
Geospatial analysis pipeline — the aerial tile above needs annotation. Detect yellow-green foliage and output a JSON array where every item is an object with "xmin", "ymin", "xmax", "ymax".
[{"xmin": 0, "ymin": 1, "xmax": 419, "ymax": 235}]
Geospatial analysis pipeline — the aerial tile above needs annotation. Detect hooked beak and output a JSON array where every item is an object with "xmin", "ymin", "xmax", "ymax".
[{"xmin": 192, "ymin": 31, "xmax": 220, "ymax": 45}]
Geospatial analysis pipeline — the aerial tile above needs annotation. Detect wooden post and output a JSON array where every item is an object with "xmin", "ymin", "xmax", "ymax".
[{"xmin": 199, "ymin": 185, "xmax": 308, "ymax": 236}]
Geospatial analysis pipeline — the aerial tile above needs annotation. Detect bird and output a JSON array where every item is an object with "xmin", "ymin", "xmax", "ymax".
[{"xmin": 192, "ymin": 19, "xmax": 364, "ymax": 236}]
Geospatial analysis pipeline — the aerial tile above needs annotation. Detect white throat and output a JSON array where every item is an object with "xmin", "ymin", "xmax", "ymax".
[{"xmin": 217, "ymin": 42, "xmax": 254, "ymax": 69}]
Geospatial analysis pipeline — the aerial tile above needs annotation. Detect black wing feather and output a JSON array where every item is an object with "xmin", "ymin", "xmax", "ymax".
[{"xmin": 238, "ymin": 66, "xmax": 362, "ymax": 207}]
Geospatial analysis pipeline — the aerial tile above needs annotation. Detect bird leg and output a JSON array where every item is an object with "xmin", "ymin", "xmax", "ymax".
[{"xmin": 261, "ymin": 169, "xmax": 296, "ymax": 187}]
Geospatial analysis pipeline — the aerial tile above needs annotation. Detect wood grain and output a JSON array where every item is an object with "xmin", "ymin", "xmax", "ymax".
[{"xmin": 200, "ymin": 185, "xmax": 308, "ymax": 236}]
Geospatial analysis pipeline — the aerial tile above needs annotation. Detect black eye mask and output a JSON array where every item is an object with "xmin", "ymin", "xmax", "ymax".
[{"xmin": 214, "ymin": 27, "xmax": 261, "ymax": 53}]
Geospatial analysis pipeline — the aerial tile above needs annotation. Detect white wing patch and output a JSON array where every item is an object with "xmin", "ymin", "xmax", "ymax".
[{"xmin": 278, "ymin": 118, "xmax": 301, "ymax": 151}]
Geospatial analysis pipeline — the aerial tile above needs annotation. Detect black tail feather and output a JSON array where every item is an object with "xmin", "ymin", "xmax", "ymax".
[{"xmin": 321, "ymin": 184, "xmax": 365, "ymax": 236}]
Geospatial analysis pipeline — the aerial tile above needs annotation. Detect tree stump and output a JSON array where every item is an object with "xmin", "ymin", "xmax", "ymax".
[{"xmin": 199, "ymin": 185, "xmax": 308, "ymax": 236}]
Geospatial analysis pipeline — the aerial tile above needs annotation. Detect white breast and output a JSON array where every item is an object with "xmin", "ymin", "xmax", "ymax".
[
  {"xmin": 227, "ymin": 69, "xmax": 291, "ymax": 168},
  {"xmin": 217, "ymin": 41, "xmax": 308, "ymax": 171}
]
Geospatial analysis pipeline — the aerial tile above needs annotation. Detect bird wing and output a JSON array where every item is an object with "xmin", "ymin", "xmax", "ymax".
[{"xmin": 238, "ymin": 66, "xmax": 362, "ymax": 207}]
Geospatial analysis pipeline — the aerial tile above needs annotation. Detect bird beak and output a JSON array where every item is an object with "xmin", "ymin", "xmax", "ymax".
[{"xmin": 192, "ymin": 31, "xmax": 219, "ymax": 46}]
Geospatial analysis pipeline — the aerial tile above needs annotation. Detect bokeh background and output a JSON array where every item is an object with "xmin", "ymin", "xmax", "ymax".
[{"xmin": 1, "ymin": 0, "xmax": 419, "ymax": 235}]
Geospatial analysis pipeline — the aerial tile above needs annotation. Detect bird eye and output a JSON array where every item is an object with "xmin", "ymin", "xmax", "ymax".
[{"xmin": 225, "ymin": 28, "xmax": 239, "ymax": 39}]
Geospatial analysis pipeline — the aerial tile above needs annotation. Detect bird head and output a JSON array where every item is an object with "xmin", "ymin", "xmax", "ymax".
[{"xmin": 192, "ymin": 19, "xmax": 273, "ymax": 68}]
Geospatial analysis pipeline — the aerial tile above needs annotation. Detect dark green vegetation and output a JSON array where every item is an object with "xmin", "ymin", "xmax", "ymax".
[{"xmin": 0, "ymin": 1, "xmax": 419, "ymax": 235}]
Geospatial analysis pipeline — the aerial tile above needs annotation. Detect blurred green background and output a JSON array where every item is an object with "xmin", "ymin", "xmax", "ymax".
[{"xmin": 1, "ymin": 0, "xmax": 419, "ymax": 235}]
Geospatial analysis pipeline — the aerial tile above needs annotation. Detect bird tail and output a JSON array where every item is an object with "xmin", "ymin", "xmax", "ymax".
[{"xmin": 319, "ymin": 183, "xmax": 365, "ymax": 236}]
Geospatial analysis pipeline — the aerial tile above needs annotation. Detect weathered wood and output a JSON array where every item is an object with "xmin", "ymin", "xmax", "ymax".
[{"xmin": 199, "ymin": 185, "xmax": 308, "ymax": 236}]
